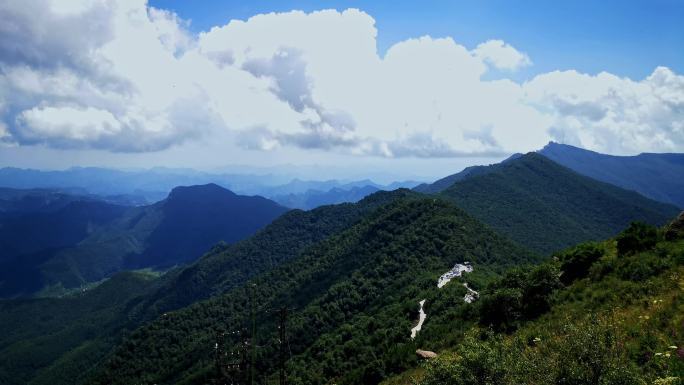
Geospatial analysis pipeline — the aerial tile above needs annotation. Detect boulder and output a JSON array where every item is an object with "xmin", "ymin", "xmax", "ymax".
[{"xmin": 416, "ymin": 349, "xmax": 438, "ymax": 359}]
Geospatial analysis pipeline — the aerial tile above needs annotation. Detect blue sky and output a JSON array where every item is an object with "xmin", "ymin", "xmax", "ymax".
[{"xmin": 150, "ymin": 0, "xmax": 684, "ymax": 81}]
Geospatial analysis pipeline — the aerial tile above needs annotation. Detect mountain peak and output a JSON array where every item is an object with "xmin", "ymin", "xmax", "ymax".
[
  {"xmin": 539, "ymin": 141, "xmax": 605, "ymax": 156},
  {"xmin": 167, "ymin": 183, "xmax": 236, "ymax": 201},
  {"xmin": 503, "ymin": 152, "xmax": 524, "ymax": 163}
]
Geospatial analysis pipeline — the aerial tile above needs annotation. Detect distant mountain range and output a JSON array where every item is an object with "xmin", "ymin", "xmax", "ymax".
[
  {"xmin": 538, "ymin": 141, "xmax": 684, "ymax": 208},
  {"xmin": 272, "ymin": 185, "xmax": 381, "ymax": 209},
  {"xmin": 0, "ymin": 198, "xmax": 127, "ymax": 265},
  {"xmin": 0, "ymin": 187, "xmax": 147, "ymax": 214},
  {"xmin": 0, "ymin": 184, "xmax": 287, "ymax": 297},
  {"xmin": 260, "ymin": 179, "xmax": 419, "ymax": 209},
  {"xmin": 416, "ymin": 143, "xmax": 684, "ymax": 211},
  {"xmin": 0, "ymin": 167, "xmax": 420, "ymax": 209}
]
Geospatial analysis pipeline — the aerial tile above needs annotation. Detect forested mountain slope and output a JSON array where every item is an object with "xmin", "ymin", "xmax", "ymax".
[
  {"xmin": 0, "ymin": 271, "xmax": 161, "ymax": 385},
  {"xmin": 440, "ymin": 153, "xmax": 680, "ymax": 254},
  {"xmin": 0, "ymin": 189, "xmax": 424, "ymax": 384},
  {"xmin": 0, "ymin": 199, "xmax": 127, "ymax": 265},
  {"xmin": 87, "ymin": 195, "xmax": 535, "ymax": 385},
  {"xmin": 140, "ymin": 189, "xmax": 413, "ymax": 315},
  {"xmin": 539, "ymin": 141, "xmax": 684, "ymax": 208},
  {"xmin": 3, "ymin": 162, "xmax": 680, "ymax": 385},
  {"xmin": 0, "ymin": 184, "xmax": 288, "ymax": 297}
]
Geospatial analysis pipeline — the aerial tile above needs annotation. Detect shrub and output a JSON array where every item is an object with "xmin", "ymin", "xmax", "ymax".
[
  {"xmin": 419, "ymin": 317, "xmax": 646, "ymax": 385},
  {"xmin": 478, "ymin": 264, "xmax": 562, "ymax": 331},
  {"xmin": 617, "ymin": 222, "xmax": 659, "ymax": 257},
  {"xmin": 478, "ymin": 288, "xmax": 523, "ymax": 332},
  {"xmin": 522, "ymin": 264, "xmax": 563, "ymax": 318},
  {"xmin": 419, "ymin": 332, "xmax": 510, "ymax": 385},
  {"xmin": 558, "ymin": 242, "xmax": 605, "ymax": 284}
]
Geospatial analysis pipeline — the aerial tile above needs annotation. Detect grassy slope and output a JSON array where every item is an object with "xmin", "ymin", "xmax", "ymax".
[{"xmin": 385, "ymin": 218, "xmax": 684, "ymax": 385}]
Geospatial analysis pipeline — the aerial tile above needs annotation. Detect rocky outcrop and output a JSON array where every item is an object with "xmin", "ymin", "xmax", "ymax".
[{"xmin": 665, "ymin": 212, "xmax": 684, "ymax": 241}]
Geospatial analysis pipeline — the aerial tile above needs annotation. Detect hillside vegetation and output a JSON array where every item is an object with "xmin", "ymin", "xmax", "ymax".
[
  {"xmin": 88, "ymin": 195, "xmax": 535, "ymax": 385},
  {"xmin": 540, "ymin": 141, "xmax": 684, "ymax": 208},
  {"xmin": 0, "ymin": 271, "xmax": 161, "ymax": 385},
  {"xmin": 440, "ymin": 153, "xmax": 679, "ymax": 254},
  {"xmin": 383, "ymin": 214, "xmax": 684, "ymax": 385},
  {"xmin": 0, "ymin": 189, "xmax": 426, "ymax": 383}
]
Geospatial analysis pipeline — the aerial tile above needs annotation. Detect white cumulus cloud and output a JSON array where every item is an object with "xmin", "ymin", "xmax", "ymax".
[
  {"xmin": 0, "ymin": 1, "xmax": 681, "ymax": 157},
  {"xmin": 17, "ymin": 106, "xmax": 121, "ymax": 142},
  {"xmin": 473, "ymin": 39, "xmax": 532, "ymax": 71},
  {"xmin": 524, "ymin": 66, "xmax": 684, "ymax": 154}
]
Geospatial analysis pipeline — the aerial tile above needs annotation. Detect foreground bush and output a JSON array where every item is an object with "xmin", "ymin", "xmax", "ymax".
[{"xmin": 419, "ymin": 317, "xmax": 645, "ymax": 385}]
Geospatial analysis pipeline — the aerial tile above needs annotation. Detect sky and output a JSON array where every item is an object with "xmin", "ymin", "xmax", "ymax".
[{"xmin": 0, "ymin": 0, "xmax": 682, "ymax": 181}]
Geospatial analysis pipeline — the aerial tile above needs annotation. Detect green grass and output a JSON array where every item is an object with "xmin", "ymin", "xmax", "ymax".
[{"xmin": 414, "ymin": 223, "xmax": 684, "ymax": 385}]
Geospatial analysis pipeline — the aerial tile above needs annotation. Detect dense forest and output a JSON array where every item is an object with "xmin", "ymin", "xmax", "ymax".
[
  {"xmin": 440, "ymin": 153, "xmax": 679, "ymax": 254},
  {"xmin": 0, "ymin": 189, "xmax": 425, "ymax": 383},
  {"xmin": 0, "ymin": 271, "xmax": 162, "ymax": 385},
  {"xmin": 88, "ymin": 194, "xmax": 535, "ymax": 384}
]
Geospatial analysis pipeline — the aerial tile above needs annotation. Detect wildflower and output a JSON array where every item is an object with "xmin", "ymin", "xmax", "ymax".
[
  {"xmin": 655, "ymin": 352, "xmax": 663, "ymax": 356},
  {"xmin": 668, "ymin": 345, "xmax": 677, "ymax": 349},
  {"xmin": 654, "ymin": 377, "xmax": 680, "ymax": 385},
  {"xmin": 533, "ymin": 337, "xmax": 541, "ymax": 343},
  {"xmin": 665, "ymin": 353, "xmax": 671, "ymax": 357}
]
